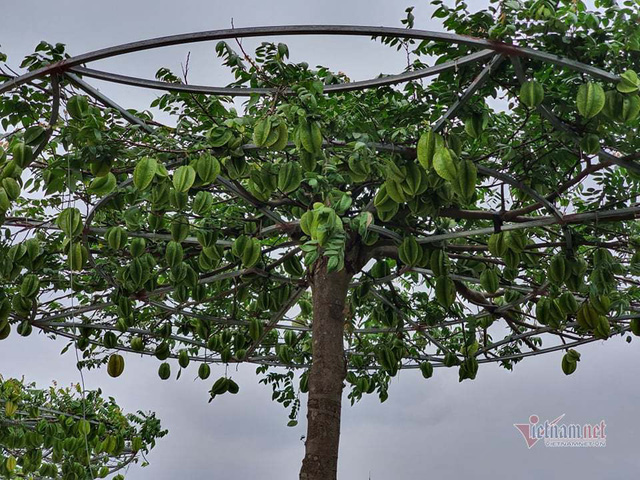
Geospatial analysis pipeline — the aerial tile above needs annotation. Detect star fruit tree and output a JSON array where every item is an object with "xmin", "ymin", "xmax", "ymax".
[{"xmin": 1, "ymin": 1, "xmax": 640, "ymax": 479}]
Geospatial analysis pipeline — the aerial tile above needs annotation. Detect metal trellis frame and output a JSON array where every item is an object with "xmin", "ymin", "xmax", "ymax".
[{"xmin": 1, "ymin": 25, "xmax": 638, "ymax": 371}]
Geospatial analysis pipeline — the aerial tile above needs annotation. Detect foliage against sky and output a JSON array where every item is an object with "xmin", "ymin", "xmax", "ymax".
[{"xmin": 0, "ymin": 0, "xmax": 639, "ymax": 443}]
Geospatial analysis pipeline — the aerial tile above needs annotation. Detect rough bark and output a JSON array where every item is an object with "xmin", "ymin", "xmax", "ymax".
[{"xmin": 299, "ymin": 261, "xmax": 351, "ymax": 480}]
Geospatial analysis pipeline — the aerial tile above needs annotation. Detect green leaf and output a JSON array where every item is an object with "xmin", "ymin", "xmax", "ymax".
[
  {"xmin": 464, "ymin": 114, "xmax": 485, "ymax": 139},
  {"xmin": 326, "ymin": 255, "xmax": 340, "ymax": 272}
]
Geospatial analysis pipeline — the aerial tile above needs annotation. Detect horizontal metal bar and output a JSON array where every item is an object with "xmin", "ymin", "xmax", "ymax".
[
  {"xmin": 70, "ymin": 67, "xmax": 272, "ymax": 96},
  {"xmin": 475, "ymin": 330, "xmax": 626, "ymax": 365},
  {"xmin": 0, "ymin": 25, "xmax": 619, "ymax": 95},
  {"xmin": 33, "ymin": 314, "xmax": 635, "ymax": 370},
  {"xmin": 598, "ymin": 149, "xmax": 640, "ymax": 174},
  {"xmin": 416, "ymin": 205, "xmax": 640, "ymax": 244}
]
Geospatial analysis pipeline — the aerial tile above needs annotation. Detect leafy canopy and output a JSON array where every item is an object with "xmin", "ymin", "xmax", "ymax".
[
  {"xmin": 0, "ymin": 375, "xmax": 165, "ymax": 479},
  {"xmin": 0, "ymin": 0, "xmax": 639, "ymax": 428}
]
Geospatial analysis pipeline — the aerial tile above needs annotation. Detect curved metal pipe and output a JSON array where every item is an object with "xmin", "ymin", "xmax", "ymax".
[
  {"xmin": 0, "ymin": 25, "xmax": 619, "ymax": 95},
  {"xmin": 67, "ymin": 49, "xmax": 495, "ymax": 96}
]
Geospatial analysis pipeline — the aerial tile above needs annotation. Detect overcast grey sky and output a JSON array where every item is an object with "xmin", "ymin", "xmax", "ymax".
[{"xmin": 2, "ymin": 1, "xmax": 640, "ymax": 479}]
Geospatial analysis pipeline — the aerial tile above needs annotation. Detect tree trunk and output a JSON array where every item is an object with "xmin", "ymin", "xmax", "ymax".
[{"xmin": 299, "ymin": 262, "xmax": 350, "ymax": 480}]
